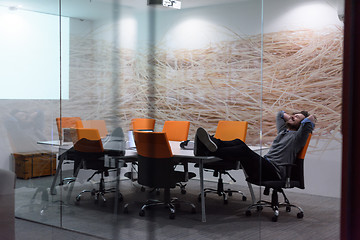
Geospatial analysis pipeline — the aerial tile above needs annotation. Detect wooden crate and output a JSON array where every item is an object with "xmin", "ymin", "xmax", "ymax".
[{"xmin": 13, "ymin": 152, "xmax": 56, "ymax": 180}]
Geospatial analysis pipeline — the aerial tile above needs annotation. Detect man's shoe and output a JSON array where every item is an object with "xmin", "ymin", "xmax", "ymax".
[{"xmin": 194, "ymin": 127, "xmax": 217, "ymax": 156}]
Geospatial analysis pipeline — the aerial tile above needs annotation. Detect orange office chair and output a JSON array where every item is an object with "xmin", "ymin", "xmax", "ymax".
[
  {"xmin": 162, "ymin": 120, "xmax": 196, "ymax": 194},
  {"xmin": 131, "ymin": 118, "xmax": 156, "ymax": 131},
  {"xmin": 124, "ymin": 118, "xmax": 156, "ymax": 183},
  {"xmin": 162, "ymin": 121, "xmax": 190, "ymax": 141},
  {"xmin": 199, "ymin": 121, "xmax": 248, "ymax": 204},
  {"xmin": 134, "ymin": 131, "xmax": 196, "ymax": 219},
  {"xmin": 71, "ymin": 128, "xmax": 125, "ymax": 204},
  {"xmin": 76, "ymin": 120, "xmax": 108, "ymax": 138},
  {"xmin": 56, "ymin": 117, "xmax": 83, "ymax": 141},
  {"xmin": 245, "ymin": 134, "xmax": 312, "ymax": 222},
  {"xmin": 55, "ymin": 117, "xmax": 83, "ymax": 187}
]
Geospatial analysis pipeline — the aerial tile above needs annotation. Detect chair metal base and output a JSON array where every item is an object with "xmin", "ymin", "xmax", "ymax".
[
  {"xmin": 198, "ymin": 177, "xmax": 247, "ymax": 204},
  {"xmin": 139, "ymin": 189, "xmax": 196, "ymax": 219},
  {"xmin": 245, "ymin": 188, "xmax": 304, "ymax": 222},
  {"xmin": 199, "ymin": 188, "xmax": 247, "ymax": 204},
  {"xmin": 75, "ymin": 171, "xmax": 123, "ymax": 205}
]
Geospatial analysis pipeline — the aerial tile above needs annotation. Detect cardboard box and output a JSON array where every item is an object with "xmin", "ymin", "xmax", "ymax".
[{"xmin": 13, "ymin": 152, "xmax": 56, "ymax": 179}]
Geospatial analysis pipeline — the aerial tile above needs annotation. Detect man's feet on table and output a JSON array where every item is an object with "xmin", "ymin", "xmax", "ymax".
[{"xmin": 194, "ymin": 127, "xmax": 218, "ymax": 156}]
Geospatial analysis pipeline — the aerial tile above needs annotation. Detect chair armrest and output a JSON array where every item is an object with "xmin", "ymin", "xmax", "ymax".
[
  {"xmin": 179, "ymin": 160, "xmax": 190, "ymax": 181},
  {"xmin": 173, "ymin": 158, "xmax": 190, "ymax": 181}
]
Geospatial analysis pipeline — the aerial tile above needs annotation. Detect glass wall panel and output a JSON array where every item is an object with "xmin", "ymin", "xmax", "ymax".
[
  {"xmin": 259, "ymin": 0, "xmax": 342, "ymax": 237},
  {"xmin": 0, "ymin": 0, "xmax": 62, "ymax": 227},
  {"xmin": 4, "ymin": 0, "xmax": 342, "ymax": 238},
  {"xmin": 4, "ymin": 0, "xmax": 266, "ymax": 239},
  {"xmin": 58, "ymin": 0, "xmax": 264, "ymax": 239},
  {"xmin": 59, "ymin": 0, "xmax": 128, "ymax": 237}
]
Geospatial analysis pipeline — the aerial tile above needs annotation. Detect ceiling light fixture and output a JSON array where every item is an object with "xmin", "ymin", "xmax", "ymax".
[
  {"xmin": 163, "ymin": 0, "xmax": 181, "ymax": 9},
  {"xmin": 8, "ymin": 6, "xmax": 18, "ymax": 11},
  {"xmin": 147, "ymin": 0, "xmax": 181, "ymax": 9}
]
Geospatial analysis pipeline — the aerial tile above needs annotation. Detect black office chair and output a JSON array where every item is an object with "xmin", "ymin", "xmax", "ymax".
[
  {"xmin": 134, "ymin": 131, "xmax": 196, "ymax": 219},
  {"xmin": 197, "ymin": 121, "xmax": 248, "ymax": 204},
  {"xmin": 69, "ymin": 128, "xmax": 125, "ymax": 205},
  {"xmin": 124, "ymin": 119, "xmax": 155, "ymax": 191},
  {"xmin": 245, "ymin": 134, "xmax": 312, "ymax": 222}
]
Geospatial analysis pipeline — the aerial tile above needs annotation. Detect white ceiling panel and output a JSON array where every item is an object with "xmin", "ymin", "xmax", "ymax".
[{"xmin": 0, "ymin": 0, "xmax": 246, "ymax": 19}]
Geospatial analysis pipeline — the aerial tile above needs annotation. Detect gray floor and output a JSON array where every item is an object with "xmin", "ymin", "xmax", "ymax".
[{"xmin": 14, "ymin": 175, "xmax": 340, "ymax": 240}]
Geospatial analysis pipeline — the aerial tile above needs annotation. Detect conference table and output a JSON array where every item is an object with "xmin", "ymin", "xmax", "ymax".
[{"xmin": 39, "ymin": 140, "xmax": 266, "ymax": 222}]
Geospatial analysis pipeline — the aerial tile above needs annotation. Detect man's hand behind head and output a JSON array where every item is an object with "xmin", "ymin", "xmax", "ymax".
[{"xmin": 308, "ymin": 115, "xmax": 317, "ymax": 123}]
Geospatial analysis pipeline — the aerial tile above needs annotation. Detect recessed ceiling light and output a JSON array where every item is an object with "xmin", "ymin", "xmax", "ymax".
[
  {"xmin": 8, "ymin": 6, "xmax": 18, "ymax": 11},
  {"xmin": 8, "ymin": 5, "xmax": 22, "ymax": 11},
  {"xmin": 163, "ymin": 0, "xmax": 181, "ymax": 9}
]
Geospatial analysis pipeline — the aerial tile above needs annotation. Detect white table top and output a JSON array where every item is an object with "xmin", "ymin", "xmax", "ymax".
[
  {"xmin": 38, "ymin": 140, "xmax": 269, "ymax": 157},
  {"xmin": 37, "ymin": 140, "xmax": 73, "ymax": 146}
]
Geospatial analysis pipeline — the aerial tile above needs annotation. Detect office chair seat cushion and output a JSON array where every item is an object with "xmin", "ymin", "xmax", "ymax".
[
  {"xmin": 200, "ymin": 160, "xmax": 239, "ymax": 171},
  {"xmin": 137, "ymin": 170, "xmax": 195, "ymax": 188},
  {"xmin": 246, "ymin": 177, "xmax": 302, "ymax": 189}
]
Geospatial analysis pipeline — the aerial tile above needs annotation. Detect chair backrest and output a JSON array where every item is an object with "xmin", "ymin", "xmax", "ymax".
[
  {"xmin": 297, "ymin": 133, "xmax": 312, "ymax": 160},
  {"xmin": 293, "ymin": 133, "xmax": 312, "ymax": 189},
  {"xmin": 131, "ymin": 118, "xmax": 156, "ymax": 131},
  {"xmin": 77, "ymin": 120, "xmax": 108, "ymax": 138},
  {"xmin": 134, "ymin": 131, "xmax": 173, "ymax": 158},
  {"xmin": 56, "ymin": 117, "xmax": 83, "ymax": 139},
  {"xmin": 73, "ymin": 128, "xmax": 104, "ymax": 153},
  {"xmin": 133, "ymin": 131, "xmax": 175, "ymax": 188},
  {"xmin": 162, "ymin": 121, "xmax": 190, "ymax": 141},
  {"xmin": 214, "ymin": 121, "xmax": 248, "ymax": 142}
]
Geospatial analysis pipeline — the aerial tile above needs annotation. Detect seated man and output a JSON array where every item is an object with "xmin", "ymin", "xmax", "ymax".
[{"xmin": 194, "ymin": 111, "xmax": 316, "ymax": 181}]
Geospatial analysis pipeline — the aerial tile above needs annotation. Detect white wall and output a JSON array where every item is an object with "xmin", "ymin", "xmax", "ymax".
[{"xmin": 264, "ymin": 0, "xmax": 343, "ymax": 33}]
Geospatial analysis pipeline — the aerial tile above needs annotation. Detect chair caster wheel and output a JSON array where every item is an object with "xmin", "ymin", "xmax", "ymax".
[
  {"xmin": 228, "ymin": 190, "xmax": 232, "ymax": 196},
  {"xmin": 272, "ymin": 215, "xmax": 278, "ymax": 222},
  {"xmin": 286, "ymin": 206, "xmax": 291, "ymax": 212},
  {"xmin": 297, "ymin": 212, "xmax": 304, "ymax": 219},
  {"xmin": 242, "ymin": 196, "xmax": 247, "ymax": 201},
  {"xmin": 40, "ymin": 209, "xmax": 46, "ymax": 216},
  {"xmin": 181, "ymin": 189, "xmax": 186, "ymax": 194},
  {"xmin": 139, "ymin": 210, "xmax": 145, "ymax": 217},
  {"xmin": 223, "ymin": 199, "xmax": 228, "ymax": 205},
  {"xmin": 75, "ymin": 196, "xmax": 81, "ymax": 202},
  {"xmin": 169, "ymin": 212, "xmax": 175, "ymax": 219},
  {"xmin": 245, "ymin": 210, "xmax": 251, "ymax": 216},
  {"xmin": 257, "ymin": 205, "xmax": 263, "ymax": 211}
]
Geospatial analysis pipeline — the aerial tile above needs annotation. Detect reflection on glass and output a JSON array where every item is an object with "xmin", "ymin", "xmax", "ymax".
[{"xmin": 4, "ymin": 0, "xmax": 342, "ymax": 239}]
